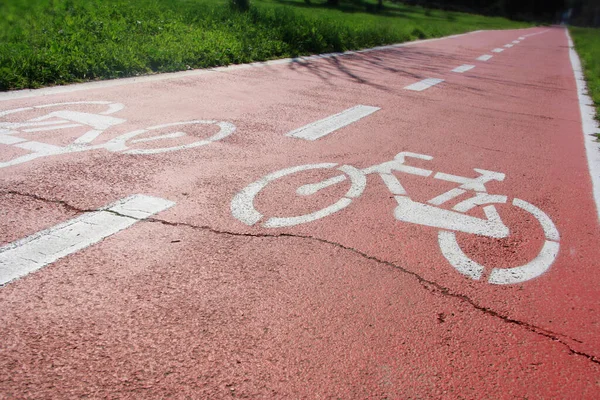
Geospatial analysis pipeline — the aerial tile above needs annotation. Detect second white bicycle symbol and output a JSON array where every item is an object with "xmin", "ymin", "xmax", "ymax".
[
  {"xmin": 231, "ymin": 152, "xmax": 560, "ymax": 285},
  {"xmin": 0, "ymin": 101, "xmax": 235, "ymax": 169}
]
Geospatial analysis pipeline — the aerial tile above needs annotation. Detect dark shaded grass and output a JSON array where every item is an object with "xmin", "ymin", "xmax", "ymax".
[
  {"xmin": 0, "ymin": 0, "xmax": 530, "ymax": 91},
  {"xmin": 570, "ymin": 26, "xmax": 600, "ymax": 126}
]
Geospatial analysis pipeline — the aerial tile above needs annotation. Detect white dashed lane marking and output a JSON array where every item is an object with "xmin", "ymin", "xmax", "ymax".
[
  {"xmin": 0, "ymin": 194, "xmax": 175, "ymax": 285},
  {"xmin": 504, "ymin": 44, "xmax": 514, "ymax": 48},
  {"xmin": 452, "ymin": 65, "xmax": 475, "ymax": 73},
  {"xmin": 286, "ymin": 105, "xmax": 380, "ymax": 141},
  {"xmin": 492, "ymin": 48, "xmax": 504, "ymax": 53},
  {"xmin": 477, "ymin": 55, "xmax": 493, "ymax": 61},
  {"xmin": 404, "ymin": 78, "xmax": 445, "ymax": 91}
]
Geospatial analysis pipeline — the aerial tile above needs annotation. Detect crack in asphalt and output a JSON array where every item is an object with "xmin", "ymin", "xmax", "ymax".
[{"xmin": 2, "ymin": 189, "xmax": 599, "ymax": 365}]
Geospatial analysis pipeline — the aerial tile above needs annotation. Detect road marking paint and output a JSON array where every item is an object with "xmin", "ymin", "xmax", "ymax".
[
  {"xmin": 394, "ymin": 196, "xmax": 509, "ymax": 239},
  {"xmin": 428, "ymin": 188, "xmax": 466, "ymax": 206},
  {"xmin": 487, "ymin": 241, "xmax": 560, "ymax": 284},
  {"xmin": 452, "ymin": 194, "xmax": 508, "ymax": 213},
  {"xmin": 492, "ymin": 48, "xmax": 504, "ymax": 53},
  {"xmin": 518, "ymin": 36, "xmax": 525, "ymax": 40},
  {"xmin": 566, "ymin": 29, "xmax": 600, "ymax": 222},
  {"xmin": 0, "ymin": 103, "xmax": 237, "ymax": 169},
  {"xmin": 438, "ymin": 230, "xmax": 484, "ymax": 280},
  {"xmin": 512, "ymin": 40, "xmax": 520, "ymax": 44},
  {"xmin": 503, "ymin": 44, "xmax": 514, "ymax": 48},
  {"xmin": 380, "ymin": 173, "xmax": 407, "ymax": 195},
  {"xmin": 0, "ymin": 134, "xmax": 26, "ymax": 144},
  {"xmin": 451, "ymin": 65, "xmax": 475, "ymax": 73},
  {"xmin": 22, "ymin": 123, "xmax": 82, "ymax": 133},
  {"xmin": 73, "ymin": 129, "xmax": 103, "ymax": 144},
  {"xmin": 404, "ymin": 78, "xmax": 444, "ymax": 91},
  {"xmin": 15, "ymin": 141, "xmax": 63, "ymax": 153},
  {"xmin": 476, "ymin": 55, "xmax": 493, "ymax": 61},
  {"xmin": 513, "ymin": 198, "xmax": 559, "ymax": 241},
  {"xmin": 232, "ymin": 163, "xmax": 367, "ymax": 227},
  {"xmin": 523, "ymin": 30, "xmax": 549, "ymax": 37},
  {"xmin": 438, "ymin": 197, "xmax": 559, "ymax": 284},
  {"xmin": 0, "ymin": 194, "xmax": 175, "ymax": 286},
  {"xmin": 286, "ymin": 105, "xmax": 380, "ymax": 141},
  {"xmin": 232, "ymin": 151, "xmax": 560, "ymax": 284},
  {"xmin": 130, "ymin": 131, "xmax": 186, "ymax": 143},
  {"xmin": 439, "ymin": 230, "xmax": 559, "ymax": 284}
]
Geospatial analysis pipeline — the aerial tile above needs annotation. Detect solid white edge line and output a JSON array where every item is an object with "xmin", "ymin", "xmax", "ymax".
[
  {"xmin": 0, "ymin": 28, "xmax": 546, "ymax": 101},
  {"xmin": 566, "ymin": 29, "xmax": 600, "ymax": 223}
]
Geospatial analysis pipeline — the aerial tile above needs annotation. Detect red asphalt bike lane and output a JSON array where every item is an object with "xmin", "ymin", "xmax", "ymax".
[{"xmin": 1, "ymin": 27, "xmax": 599, "ymax": 397}]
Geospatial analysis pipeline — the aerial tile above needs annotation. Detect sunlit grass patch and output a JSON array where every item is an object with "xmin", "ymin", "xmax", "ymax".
[{"xmin": 0, "ymin": 0, "xmax": 530, "ymax": 91}]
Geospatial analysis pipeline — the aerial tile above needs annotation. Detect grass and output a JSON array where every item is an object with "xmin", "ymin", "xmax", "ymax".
[
  {"xmin": 569, "ymin": 26, "xmax": 600, "ymax": 133},
  {"xmin": 0, "ymin": 0, "xmax": 530, "ymax": 91}
]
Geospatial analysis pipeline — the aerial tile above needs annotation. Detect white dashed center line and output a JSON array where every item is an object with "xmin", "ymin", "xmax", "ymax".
[
  {"xmin": 477, "ymin": 55, "xmax": 493, "ymax": 61},
  {"xmin": 286, "ymin": 105, "xmax": 380, "ymax": 141},
  {"xmin": 492, "ymin": 48, "xmax": 504, "ymax": 53},
  {"xmin": 404, "ymin": 78, "xmax": 445, "ymax": 91},
  {"xmin": 452, "ymin": 65, "xmax": 475, "ymax": 73},
  {"xmin": 0, "ymin": 194, "xmax": 175, "ymax": 286}
]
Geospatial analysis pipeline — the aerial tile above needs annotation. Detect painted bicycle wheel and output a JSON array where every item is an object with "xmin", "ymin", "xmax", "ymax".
[
  {"xmin": 438, "ymin": 197, "xmax": 560, "ymax": 285},
  {"xmin": 231, "ymin": 163, "xmax": 366, "ymax": 228},
  {"xmin": 106, "ymin": 120, "xmax": 235, "ymax": 155}
]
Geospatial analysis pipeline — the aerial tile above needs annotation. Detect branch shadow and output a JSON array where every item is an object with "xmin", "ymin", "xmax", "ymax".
[{"xmin": 287, "ymin": 44, "xmax": 482, "ymax": 93}]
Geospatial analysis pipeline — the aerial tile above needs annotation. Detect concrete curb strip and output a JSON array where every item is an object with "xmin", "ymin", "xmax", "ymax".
[{"xmin": 566, "ymin": 29, "xmax": 600, "ymax": 222}]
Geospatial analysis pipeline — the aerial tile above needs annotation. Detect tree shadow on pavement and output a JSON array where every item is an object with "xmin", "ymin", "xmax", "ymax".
[{"xmin": 286, "ymin": 45, "xmax": 462, "ymax": 91}]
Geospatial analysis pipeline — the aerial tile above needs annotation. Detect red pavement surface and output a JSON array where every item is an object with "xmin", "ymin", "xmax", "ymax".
[{"xmin": 1, "ymin": 26, "xmax": 599, "ymax": 398}]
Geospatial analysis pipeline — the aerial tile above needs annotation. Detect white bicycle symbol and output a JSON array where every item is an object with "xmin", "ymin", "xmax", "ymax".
[
  {"xmin": 231, "ymin": 152, "xmax": 560, "ymax": 285},
  {"xmin": 0, "ymin": 101, "xmax": 235, "ymax": 169}
]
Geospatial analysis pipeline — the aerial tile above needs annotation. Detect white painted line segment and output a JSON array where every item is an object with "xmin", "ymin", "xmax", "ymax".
[
  {"xmin": 131, "ymin": 131, "xmax": 186, "ymax": 143},
  {"xmin": 523, "ymin": 29, "xmax": 549, "ymax": 37},
  {"xmin": 518, "ymin": 36, "xmax": 525, "ymax": 40},
  {"xmin": 404, "ymin": 78, "xmax": 444, "ymax": 91},
  {"xmin": 0, "ymin": 134, "xmax": 26, "ymax": 144},
  {"xmin": 567, "ymin": 29, "xmax": 600, "ymax": 223},
  {"xmin": 428, "ymin": 188, "xmax": 466, "ymax": 206},
  {"xmin": 286, "ymin": 105, "xmax": 380, "ymax": 141},
  {"xmin": 73, "ymin": 129, "xmax": 103, "ymax": 144},
  {"xmin": 23, "ymin": 123, "xmax": 82, "ymax": 133},
  {"xmin": 503, "ymin": 44, "xmax": 514, "ymax": 48},
  {"xmin": 512, "ymin": 40, "xmax": 520, "ymax": 44},
  {"xmin": 476, "ymin": 55, "xmax": 493, "ymax": 61},
  {"xmin": 451, "ymin": 65, "xmax": 475, "ymax": 73},
  {"xmin": 15, "ymin": 141, "xmax": 63, "ymax": 153},
  {"xmin": 0, "ymin": 194, "xmax": 175, "ymax": 285},
  {"xmin": 492, "ymin": 48, "xmax": 504, "ymax": 53}
]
